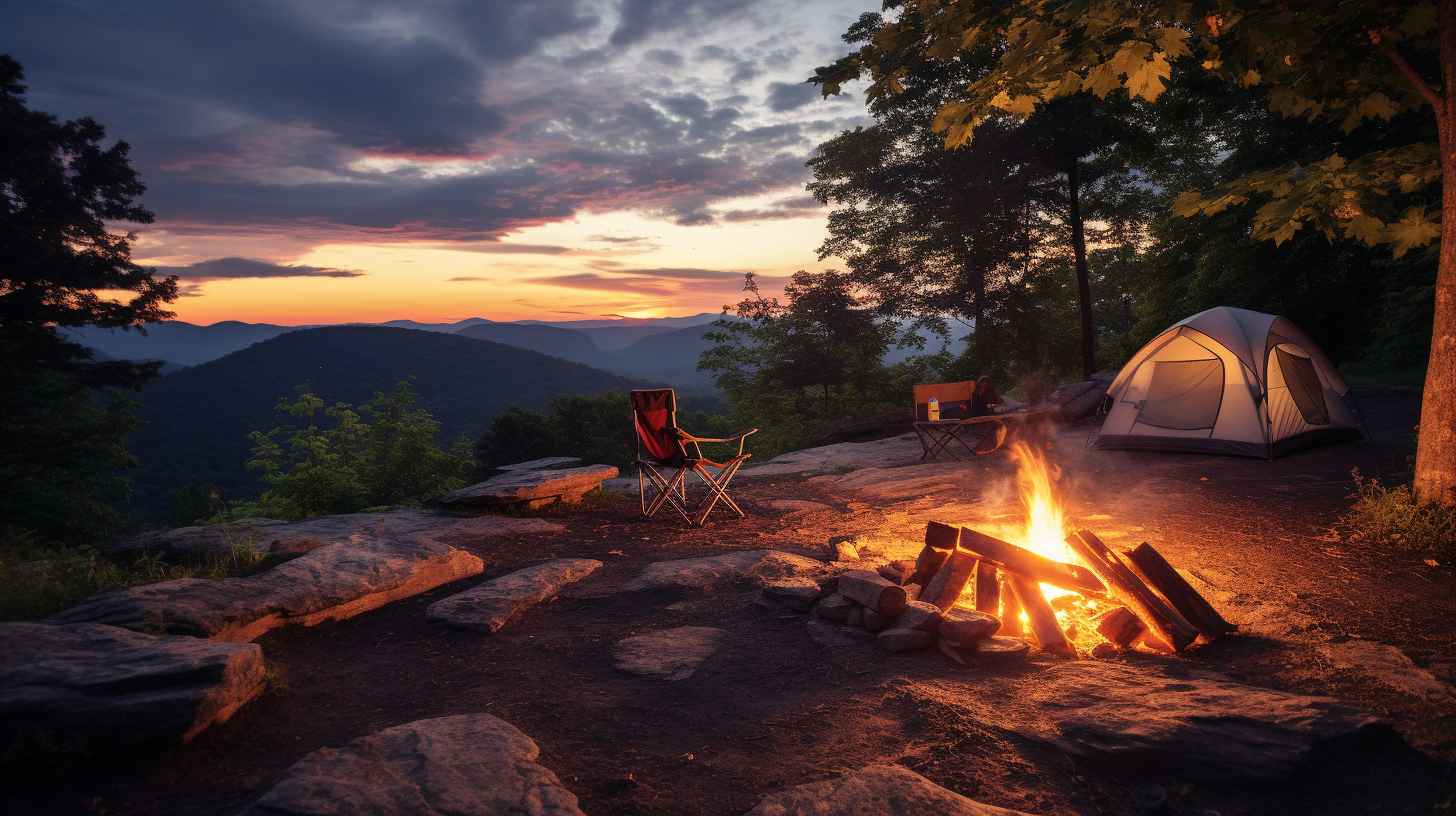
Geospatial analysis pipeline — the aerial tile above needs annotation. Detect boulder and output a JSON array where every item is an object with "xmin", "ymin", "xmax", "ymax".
[
  {"xmin": 118, "ymin": 509, "xmax": 563, "ymax": 559},
  {"xmin": 941, "ymin": 609, "xmax": 1000, "ymax": 645},
  {"xmin": 815, "ymin": 593, "xmax": 855, "ymax": 622},
  {"xmin": 52, "ymin": 537, "xmax": 484, "ymax": 642},
  {"xmin": 614, "ymin": 627, "xmax": 725, "ymax": 681},
  {"xmin": 862, "ymin": 608, "xmax": 892, "ymax": 633},
  {"xmin": 436, "ymin": 465, "xmax": 619, "ymax": 510},
  {"xmin": 625, "ymin": 550, "xmax": 827, "ymax": 592},
  {"xmin": 241, "ymin": 714, "xmax": 583, "ymax": 816},
  {"xmin": 758, "ymin": 577, "xmax": 824, "ymax": 612},
  {"xmin": 1017, "ymin": 661, "xmax": 1391, "ymax": 780},
  {"xmin": 878, "ymin": 628, "xmax": 934, "ymax": 653},
  {"xmin": 0, "ymin": 623, "xmax": 265, "ymax": 757},
  {"xmin": 974, "ymin": 636, "xmax": 1030, "ymax": 661},
  {"xmin": 427, "ymin": 559, "xmax": 603, "ymax": 633},
  {"xmin": 744, "ymin": 763, "xmax": 1035, "ymax": 815}
]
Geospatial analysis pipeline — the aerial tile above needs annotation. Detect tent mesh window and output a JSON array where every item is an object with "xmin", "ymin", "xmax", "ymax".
[
  {"xmin": 1275, "ymin": 347, "xmax": 1329, "ymax": 425},
  {"xmin": 1137, "ymin": 358, "xmax": 1224, "ymax": 431}
]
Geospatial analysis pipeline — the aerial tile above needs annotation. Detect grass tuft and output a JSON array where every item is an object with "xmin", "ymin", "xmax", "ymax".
[
  {"xmin": 0, "ymin": 528, "xmax": 269, "ymax": 622},
  {"xmin": 1346, "ymin": 469, "xmax": 1456, "ymax": 559}
]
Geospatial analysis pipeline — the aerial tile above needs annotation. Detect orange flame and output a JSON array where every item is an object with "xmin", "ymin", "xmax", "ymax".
[{"xmin": 1007, "ymin": 441, "xmax": 1076, "ymax": 601}]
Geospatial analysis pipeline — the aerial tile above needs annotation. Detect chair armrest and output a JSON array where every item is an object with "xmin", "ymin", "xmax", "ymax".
[
  {"xmin": 680, "ymin": 428, "xmax": 758, "ymax": 457},
  {"xmin": 679, "ymin": 429, "xmax": 758, "ymax": 444}
]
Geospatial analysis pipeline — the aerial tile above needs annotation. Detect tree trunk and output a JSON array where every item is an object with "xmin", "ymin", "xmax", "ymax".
[
  {"xmin": 1415, "ymin": 0, "xmax": 1456, "ymax": 506},
  {"xmin": 1067, "ymin": 160, "xmax": 1096, "ymax": 378},
  {"xmin": 971, "ymin": 257, "xmax": 988, "ymax": 372}
]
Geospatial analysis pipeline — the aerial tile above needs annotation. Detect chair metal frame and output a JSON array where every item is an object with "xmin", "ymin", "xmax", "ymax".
[{"xmin": 632, "ymin": 388, "xmax": 758, "ymax": 527}]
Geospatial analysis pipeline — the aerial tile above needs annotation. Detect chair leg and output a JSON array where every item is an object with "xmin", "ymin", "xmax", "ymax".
[
  {"xmin": 640, "ymin": 463, "xmax": 692, "ymax": 523},
  {"xmin": 691, "ymin": 460, "xmax": 747, "ymax": 527}
]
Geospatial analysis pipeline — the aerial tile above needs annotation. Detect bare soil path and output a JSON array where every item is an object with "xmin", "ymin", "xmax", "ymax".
[{"xmin": 7, "ymin": 391, "xmax": 1453, "ymax": 815}]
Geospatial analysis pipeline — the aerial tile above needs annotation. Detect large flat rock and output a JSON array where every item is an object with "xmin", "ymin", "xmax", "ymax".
[
  {"xmin": 740, "ymin": 434, "xmax": 924, "ymax": 479},
  {"xmin": 496, "ymin": 456, "xmax": 582, "ymax": 472},
  {"xmin": 745, "ymin": 764, "xmax": 1035, "ymax": 815},
  {"xmin": 427, "ymin": 558, "xmax": 603, "ymax": 633},
  {"xmin": 51, "ymin": 537, "xmax": 484, "ymax": 642},
  {"xmin": 120, "ymin": 509, "xmax": 564, "ymax": 558},
  {"xmin": 0, "ymin": 623, "xmax": 265, "ymax": 757},
  {"xmin": 437, "ymin": 464, "xmax": 619, "ymax": 509},
  {"xmin": 614, "ymin": 626, "xmax": 724, "ymax": 681},
  {"xmin": 241, "ymin": 714, "xmax": 583, "ymax": 816},
  {"xmin": 625, "ymin": 549, "xmax": 828, "ymax": 592},
  {"xmin": 1014, "ymin": 661, "xmax": 1388, "ymax": 781}
]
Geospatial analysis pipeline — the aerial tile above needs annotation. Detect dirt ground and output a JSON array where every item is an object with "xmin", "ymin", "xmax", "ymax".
[{"xmin": 7, "ymin": 390, "xmax": 1455, "ymax": 815}]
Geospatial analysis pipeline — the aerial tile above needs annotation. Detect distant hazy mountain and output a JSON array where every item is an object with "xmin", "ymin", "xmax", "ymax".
[
  {"xmin": 456, "ymin": 323, "xmax": 607, "ymax": 367},
  {"xmin": 373, "ymin": 317, "xmax": 492, "ymax": 333},
  {"xmin": 607, "ymin": 323, "xmax": 721, "ymax": 390},
  {"xmin": 521, "ymin": 312, "xmax": 720, "ymax": 330},
  {"xmin": 128, "ymin": 326, "xmax": 635, "ymax": 512},
  {"xmin": 67, "ymin": 320, "xmax": 298, "ymax": 367},
  {"xmin": 69, "ymin": 313, "xmax": 721, "ymax": 369}
]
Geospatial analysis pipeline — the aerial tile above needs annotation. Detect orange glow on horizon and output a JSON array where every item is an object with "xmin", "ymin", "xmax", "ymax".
[{"xmin": 148, "ymin": 203, "xmax": 824, "ymax": 325}]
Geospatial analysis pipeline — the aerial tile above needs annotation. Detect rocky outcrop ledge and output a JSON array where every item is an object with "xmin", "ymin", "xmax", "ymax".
[
  {"xmin": 0, "ymin": 622, "xmax": 266, "ymax": 758},
  {"xmin": 51, "ymin": 535, "xmax": 484, "ymax": 642}
]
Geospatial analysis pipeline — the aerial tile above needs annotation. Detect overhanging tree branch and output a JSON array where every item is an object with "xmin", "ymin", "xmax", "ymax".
[{"xmin": 1375, "ymin": 32, "xmax": 1443, "ymax": 110}]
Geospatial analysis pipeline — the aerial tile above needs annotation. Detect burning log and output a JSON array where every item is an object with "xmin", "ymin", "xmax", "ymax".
[
  {"xmin": 1093, "ymin": 606, "xmax": 1146, "ymax": 649},
  {"xmin": 1007, "ymin": 576, "xmax": 1076, "ymax": 658},
  {"xmin": 1067, "ymin": 530, "xmax": 1198, "ymax": 652},
  {"xmin": 998, "ymin": 573, "xmax": 1025, "ymax": 638},
  {"xmin": 836, "ymin": 570, "xmax": 908, "ymax": 618},
  {"xmin": 909, "ymin": 522, "xmax": 958, "ymax": 586},
  {"xmin": 922, "ymin": 547, "xmax": 977, "ymax": 611},
  {"xmin": 1123, "ymin": 543, "xmax": 1236, "ymax": 640},
  {"xmin": 973, "ymin": 561, "xmax": 1000, "ymax": 615},
  {"xmin": 957, "ymin": 528, "xmax": 1106, "ymax": 598}
]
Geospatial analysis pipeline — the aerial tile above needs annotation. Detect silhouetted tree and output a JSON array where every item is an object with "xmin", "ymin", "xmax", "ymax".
[{"xmin": 0, "ymin": 55, "xmax": 178, "ymax": 540}]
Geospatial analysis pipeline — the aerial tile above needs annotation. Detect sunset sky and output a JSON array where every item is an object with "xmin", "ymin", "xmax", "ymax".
[{"xmin": 3, "ymin": 0, "xmax": 871, "ymax": 324}]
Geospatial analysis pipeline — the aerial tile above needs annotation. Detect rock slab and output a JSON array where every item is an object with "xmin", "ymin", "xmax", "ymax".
[
  {"xmin": 0, "ymin": 622, "xmax": 265, "ymax": 757},
  {"xmin": 759, "ymin": 576, "xmax": 824, "ymax": 611},
  {"xmin": 496, "ymin": 456, "xmax": 582, "ymax": 472},
  {"xmin": 241, "ymin": 714, "xmax": 583, "ymax": 816},
  {"xmin": 1020, "ymin": 661, "xmax": 1390, "ymax": 780},
  {"xmin": 437, "ymin": 465, "xmax": 619, "ymax": 509},
  {"xmin": 744, "ymin": 764, "xmax": 1035, "ymax": 815},
  {"xmin": 119, "ymin": 509, "xmax": 564, "ymax": 558},
  {"xmin": 626, "ymin": 550, "xmax": 827, "ymax": 592},
  {"xmin": 614, "ymin": 626, "xmax": 724, "ymax": 681},
  {"xmin": 52, "ymin": 537, "xmax": 484, "ymax": 642},
  {"xmin": 427, "ymin": 559, "xmax": 603, "ymax": 633}
]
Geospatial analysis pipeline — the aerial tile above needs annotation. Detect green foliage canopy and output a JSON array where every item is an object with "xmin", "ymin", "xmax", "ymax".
[{"xmin": 246, "ymin": 381, "xmax": 472, "ymax": 520}]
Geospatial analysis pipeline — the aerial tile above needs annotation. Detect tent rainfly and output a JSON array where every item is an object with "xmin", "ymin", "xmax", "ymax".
[{"xmin": 1091, "ymin": 306, "xmax": 1363, "ymax": 458}]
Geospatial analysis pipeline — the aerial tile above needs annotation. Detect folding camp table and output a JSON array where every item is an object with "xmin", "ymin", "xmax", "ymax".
[{"xmin": 912, "ymin": 415, "xmax": 1008, "ymax": 461}]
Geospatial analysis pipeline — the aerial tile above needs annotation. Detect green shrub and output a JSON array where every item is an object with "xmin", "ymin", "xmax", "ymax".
[
  {"xmin": 247, "ymin": 381, "xmax": 472, "ymax": 520},
  {"xmin": 0, "ymin": 528, "xmax": 267, "ymax": 621},
  {"xmin": 1347, "ymin": 469, "xmax": 1456, "ymax": 558}
]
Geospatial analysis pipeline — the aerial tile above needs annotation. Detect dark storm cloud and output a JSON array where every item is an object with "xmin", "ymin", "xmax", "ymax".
[
  {"xmin": 156, "ymin": 257, "xmax": 365, "ymax": 279},
  {"xmin": 608, "ymin": 0, "xmax": 760, "ymax": 48},
  {"xmin": 0, "ymin": 0, "xmax": 831, "ymax": 245},
  {"xmin": 4, "ymin": 1, "xmax": 598, "ymax": 155},
  {"xmin": 766, "ymin": 81, "xmax": 819, "ymax": 112}
]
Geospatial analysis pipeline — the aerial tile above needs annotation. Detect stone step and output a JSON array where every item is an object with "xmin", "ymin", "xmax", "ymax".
[{"xmin": 427, "ymin": 558, "xmax": 603, "ymax": 633}]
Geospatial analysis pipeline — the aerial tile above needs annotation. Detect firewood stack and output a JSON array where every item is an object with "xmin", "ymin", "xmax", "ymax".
[{"xmin": 772, "ymin": 521, "xmax": 1234, "ymax": 662}]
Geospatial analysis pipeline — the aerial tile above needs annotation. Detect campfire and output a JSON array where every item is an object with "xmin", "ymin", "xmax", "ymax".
[{"xmin": 786, "ymin": 442, "xmax": 1236, "ymax": 661}]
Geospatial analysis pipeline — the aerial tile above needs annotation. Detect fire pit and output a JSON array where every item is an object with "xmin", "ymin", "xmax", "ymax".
[{"xmin": 784, "ymin": 442, "xmax": 1236, "ymax": 660}]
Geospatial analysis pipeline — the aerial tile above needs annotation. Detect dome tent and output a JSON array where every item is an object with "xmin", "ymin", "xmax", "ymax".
[{"xmin": 1091, "ymin": 306, "xmax": 1363, "ymax": 458}]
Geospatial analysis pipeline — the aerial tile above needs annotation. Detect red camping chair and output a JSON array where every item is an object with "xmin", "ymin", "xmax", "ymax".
[{"xmin": 631, "ymin": 388, "xmax": 757, "ymax": 527}]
